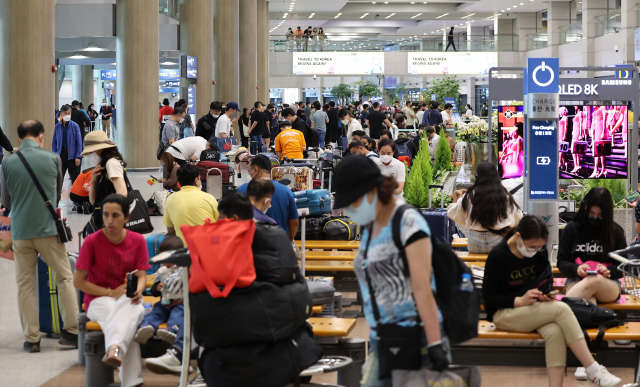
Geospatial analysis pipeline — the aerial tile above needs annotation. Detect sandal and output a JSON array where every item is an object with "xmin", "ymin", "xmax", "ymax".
[{"xmin": 102, "ymin": 345, "xmax": 123, "ymax": 367}]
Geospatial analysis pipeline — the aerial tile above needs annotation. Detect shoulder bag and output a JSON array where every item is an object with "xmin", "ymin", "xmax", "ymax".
[{"xmin": 16, "ymin": 152, "xmax": 72, "ymax": 243}]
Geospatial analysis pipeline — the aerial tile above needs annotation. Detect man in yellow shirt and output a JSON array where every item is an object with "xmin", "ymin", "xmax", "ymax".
[
  {"xmin": 275, "ymin": 120, "xmax": 306, "ymax": 160},
  {"xmin": 163, "ymin": 164, "xmax": 219, "ymax": 245}
]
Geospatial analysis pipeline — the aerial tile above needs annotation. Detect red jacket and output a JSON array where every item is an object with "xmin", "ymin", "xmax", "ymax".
[{"xmin": 159, "ymin": 106, "xmax": 174, "ymax": 123}]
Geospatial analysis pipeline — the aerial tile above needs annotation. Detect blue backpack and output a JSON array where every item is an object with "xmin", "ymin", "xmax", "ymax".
[{"xmin": 396, "ymin": 141, "xmax": 412, "ymax": 162}]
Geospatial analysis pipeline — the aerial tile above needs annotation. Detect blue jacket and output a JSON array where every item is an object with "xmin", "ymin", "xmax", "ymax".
[
  {"xmin": 422, "ymin": 109, "xmax": 443, "ymax": 126},
  {"xmin": 52, "ymin": 120, "xmax": 83, "ymax": 160}
]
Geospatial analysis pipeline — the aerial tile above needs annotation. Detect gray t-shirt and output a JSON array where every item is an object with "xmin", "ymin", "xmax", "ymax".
[
  {"xmin": 311, "ymin": 110, "xmax": 328, "ymax": 131},
  {"xmin": 162, "ymin": 119, "xmax": 181, "ymax": 145}
]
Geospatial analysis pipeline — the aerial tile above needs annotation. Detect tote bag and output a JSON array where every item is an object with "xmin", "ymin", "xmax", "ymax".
[{"xmin": 181, "ymin": 218, "xmax": 257, "ymax": 298}]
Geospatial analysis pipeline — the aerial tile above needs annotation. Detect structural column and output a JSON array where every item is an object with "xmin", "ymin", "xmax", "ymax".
[
  {"xmin": 547, "ymin": 1, "xmax": 571, "ymax": 57},
  {"xmin": 0, "ymin": 0, "xmax": 55, "ymax": 149},
  {"xmin": 581, "ymin": 0, "xmax": 608, "ymax": 77},
  {"xmin": 516, "ymin": 13, "xmax": 537, "ymax": 64},
  {"xmin": 213, "ymin": 0, "xmax": 239, "ymax": 104},
  {"xmin": 494, "ymin": 18, "xmax": 514, "ymax": 53},
  {"xmin": 180, "ymin": 0, "xmax": 214, "ymax": 117},
  {"xmin": 257, "ymin": 0, "xmax": 269, "ymax": 103},
  {"xmin": 239, "ymin": 0, "xmax": 258, "ymax": 111},
  {"xmin": 115, "ymin": 0, "xmax": 158, "ymax": 168},
  {"xmin": 620, "ymin": 0, "xmax": 636, "ymax": 65},
  {"xmin": 72, "ymin": 65, "xmax": 93, "ymax": 104}
]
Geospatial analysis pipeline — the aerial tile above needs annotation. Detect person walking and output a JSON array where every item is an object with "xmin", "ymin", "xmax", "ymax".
[
  {"xmin": 402, "ymin": 100, "xmax": 417, "ymax": 129},
  {"xmin": 52, "ymin": 104, "xmax": 83, "ymax": 184},
  {"xmin": 87, "ymin": 103, "xmax": 98, "ymax": 132},
  {"xmin": 249, "ymin": 102, "xmax": 268, "ymax": 154},
  {"xmin": 327, "ymin": 101, "xmax": 340, "ymax": 143},
  {"xmin": 71, "ymin": 100, "xmax": 91, "ymax": 144},
  {"xmin": 110, "ymin": 104, "xmax": 117, "ymax": 139},
  {"xmin": 162, "ymin": 108, "xmax": 186, "ymax": 148},
  {"xmin": 446, "ymin": 26, "xmax": 457, "ymax": 52},
  {"xmin": 159, "ymin": 98, "xmax": 174, "ymax": 129},
  {"xmin": 0, "ymin": 120, "xmax": 79, "ymax": 352},
  {"xmin": 99, "ymin": 99, "xmax": 113, "ymax": 138},
  {"xmin": 239, "ymin": 107, "xmax": 250, "ymax": 149},
  {"xmin": 310, "ymin": 101, "xmax": 329, "ymax": 147}
]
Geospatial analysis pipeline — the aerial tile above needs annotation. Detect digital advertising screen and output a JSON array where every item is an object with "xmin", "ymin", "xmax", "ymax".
[
  {"xmin": 558, "ymin": 105, "xmax": 628, "ymax": 179},
  {"xmin": 407, "ymin": 52, "xmax": 498, "ymax": 75},
  {"xmin": 497, "ymin": 106, "xmax": 525, "ymax": 179},
  {"xmin": 292, "ymin": 52, "xmax": 384, "ymax": 75}
]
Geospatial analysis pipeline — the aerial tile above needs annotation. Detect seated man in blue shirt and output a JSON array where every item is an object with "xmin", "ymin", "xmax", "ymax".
[
  {"xmin": 246, "ymin": 179, "xmax": 277, "ymax": 224},
  {"xmin": 238, "ymin": 155, "xmax": 299, "ymax": 240}
]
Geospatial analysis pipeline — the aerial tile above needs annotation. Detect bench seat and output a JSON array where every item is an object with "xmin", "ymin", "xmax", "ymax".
[
  {"xmin": 455, "ymin": 251, "xmax": 488, "ymax": 262},
  {"xmin": 466, "ymin": 261, "xmax": 561, "ymax": 275},
  {"xmin": 305, "ymin": 260, "xmax": 354, "ymax": 272},
  {"xmin": 452, "ymin": 238, "xmax": 468, "ymax": 248},
  {"xmin": 477, "ymin": 320, "xmax": 640, "ymax": 340},
  {"xmin": 304, "ymin": 251, "xmax": 356, "ymax": 261},
  {"xmin": 295, "ymin": 240, "xmax": 360, "ymax": 250}
]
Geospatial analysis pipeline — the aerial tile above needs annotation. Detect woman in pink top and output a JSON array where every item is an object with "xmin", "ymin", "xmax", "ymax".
[
  {"xmin": 558, "ymin": 107, "xmax": 568, "ymax": 171},
  {"xmin": 570, "ymin": 106, "xmax": 584, "ymax": 174},
  {"xmin": 74, "ymin": 194, "xmax": 150, "ymax": 387}
]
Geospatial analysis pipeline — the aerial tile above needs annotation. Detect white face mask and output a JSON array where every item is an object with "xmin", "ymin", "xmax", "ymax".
[
  {"xmin": 516, "ymin": 237, "xmax": 538, "ymax": 258},
  {"xmin": 212, "ymin": 113, "xmax": 219, "ymax": 118},
  {"xmin": 85, "ymin": 152, "xmax": 101, "ymax": 168},
  {"xmin": 179, "ymin": 118, "xmax": 185, "ymax": 123},
  {"xmin": 380, "ymin": 155, "xmax": 393, "ymax": 164},
  {"xmin": 62, "ymin": 115, "xmax": 71, "ymax": 122},
  {"xmin": 341, "ymin": 119, "xmax": 350, "ymax": 125},
  {"xmin": 262, "ymin": 198, "xmax": 272, "ymax": 213}
]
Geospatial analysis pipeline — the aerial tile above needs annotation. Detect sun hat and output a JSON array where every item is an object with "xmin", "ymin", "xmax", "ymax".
[
  {"xmin": 81, "ymin": 130, "xmax": 117, "ymax": 156},
  {"xmin": 333, "ymin": 155, "xmax": 385, "ymax": 209}
]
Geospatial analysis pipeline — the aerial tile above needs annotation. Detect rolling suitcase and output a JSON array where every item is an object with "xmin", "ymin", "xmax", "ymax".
[
  {"xmin": 146, "ymin": 233, "xmax": 168, "ymax": 274},
  {"xmin": 196, "ymin": 161, "xmax": 232, "ymax": 199},
  {"xmin": 271, "ymin": 166, "xmax": 313, "ymax": 191},
  {"xmin": 571, "ymin": 141, "xmax": 589, "ymax": 155},
  {"xmin": 293, "ymin": 189, "xmax": 331, "ymax": 216},
  {"xmin": 593, "ymin": 140, "xmax": 612, "ymax": 157},
  {"xmin": 37, "ymin": 253, "xmax": 77, "ymax": 335},
  {"xmin": 421, "ymin": 185, "xmax": 456, "ymax": 244}
]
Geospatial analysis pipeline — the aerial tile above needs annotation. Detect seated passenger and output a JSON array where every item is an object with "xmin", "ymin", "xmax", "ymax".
[
  {"xmin": 558, "ymin": 187, "xmax": 626, "ymax": 305},
  {"xmin": 448, "ymin": 162, "xmax": 523, "ymax": 253},
  {"xmin": 246, "ymin": 179, "xmax": 277, "ymax": 224},
  {"xmin": 73, "ymin": 194, "xmax": 150, "ymax": 387},
  {"xmin": 70, "ymin": 166, "xmax": 93, "ymax": 213},
  {"xmin": 483, "ymin": 215, "xmax": 621, "ymax": 387}
]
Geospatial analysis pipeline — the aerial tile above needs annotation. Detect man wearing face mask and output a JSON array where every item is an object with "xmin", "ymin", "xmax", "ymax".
[
  {"xmin": 246, "ymin": 179, "xmax": 277, "ymax": 224},
  {"xmin": 376, "ymin": 139, "xmax": 405, "ymax": 194},
  {"xmin": 52, "ymin": 105, "xmax": 83, "ymax": 184},
  {"xmin": 196, "ymin": 101, "xmax": 222, "ymax": 140},
  {"xmin": 1, "ymin": 120, "xmax": 80, "ymax": 352},
  {"xmin": 215, "ymin": 101, "xmax": 239, "ymax": 139},
  {"xmin": 162, "ymin": 108, "xmax": 186, "ymax": 148},
  {"xmin": 338, "ymin": 108, "xmax": 363, "ymax": 143}
]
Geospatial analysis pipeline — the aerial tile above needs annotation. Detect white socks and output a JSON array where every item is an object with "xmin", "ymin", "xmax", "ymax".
[{"xmin": 586, "ymin": 361, "xmax": 601, "ymax": 375}]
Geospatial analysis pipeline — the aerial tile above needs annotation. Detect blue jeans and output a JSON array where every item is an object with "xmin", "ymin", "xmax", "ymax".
[
  {"xmin": 142, "ymin": 302, "xmax": 185, "ymax": 351},
  {"xmin": 251, "ymin": 135, "xmax": 262, "ymax": 154},
  {"xmin": 317, "ymin": 129, "xmax": 326, "ymax": 148},
  {"xmin": 467, "ymin": 230, "xmax": 503, "ymax": 254}
]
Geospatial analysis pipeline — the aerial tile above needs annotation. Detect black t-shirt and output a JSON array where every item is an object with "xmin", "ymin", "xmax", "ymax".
[
  {"xmin": 250, "ymin": 110, "xmax": 267, "ymax": 137},
  {"xmin": 482, "ymin": 240, "xmax": 552, "ymax": 321},
  {"xmin": 367, "ymin": 110, "xmax": 386, "ymax": 139},
  {"xmin": 327, "ymin": 108, "xmax": 339, "ymax": 131},
  {"xmin": 557, "ymin": 220, "xmax": 626, "ymax": 279}
]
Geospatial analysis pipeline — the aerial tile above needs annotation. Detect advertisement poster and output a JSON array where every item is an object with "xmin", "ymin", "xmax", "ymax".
[
  {"xmin": 0, "ymin": 216, "xmax": 13, "ymax": 260},
  {"xmin": 497, "ymin": 106, "xmax": 525, "ymax": 178},
  {"xmin": 529, "ymin": 120, "xmax": 558, "ymax": 200},
  {"xmin": 407, "ymin": 52, "xmax": 498, "ymax": 75},
  {"xmin": 443, "ymin": 97, "xmax": 462, "ymax": 124},
  {"xmin": 293, "ymin": 52, "xmax": 384, "ymax": 75}
]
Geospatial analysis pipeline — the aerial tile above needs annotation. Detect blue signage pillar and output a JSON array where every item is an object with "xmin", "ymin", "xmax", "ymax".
[{"xmin": 525, "ymin": 58, "xmax": 560, "ymax": 262}]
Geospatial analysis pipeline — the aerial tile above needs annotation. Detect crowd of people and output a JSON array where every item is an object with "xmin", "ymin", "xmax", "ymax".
[{"xmin": 285, "ymin": 26, "xmax": 327, "ymax": 52}]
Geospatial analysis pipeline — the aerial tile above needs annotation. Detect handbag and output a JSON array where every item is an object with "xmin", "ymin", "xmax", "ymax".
[
  {"xmin": 15, "ymin": 152, "xmax": 72, "ymax": 244},
  {"xmin": 362, "ymin": 223, "xmax": 422, "ymax": 379},
  {"xmin": 392, "ymin": 366, "xmax": 481, "ymax": 387},
  {"xmin": 181, "ymin": 218, "xmax": 257, "ymax": 298},
  {"xmin": 157, "ymin": 141, "xmax": 169, "ymax": 160},
  {"xmin": 123, "ymin": 172, "xmax": 154, "ymax": 234}
]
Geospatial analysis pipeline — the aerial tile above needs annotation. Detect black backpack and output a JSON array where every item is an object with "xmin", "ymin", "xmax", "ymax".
[
  {"xmin": 200, "ymin": 149, "xmax": 220, "ymax": 162},
  {"xmin": 561, "ymin": 297, "xmax": 623, "ymax": 355},
  {"xmin": 392, "ymin": 204, "xmax": 479, "ymax": 345}
]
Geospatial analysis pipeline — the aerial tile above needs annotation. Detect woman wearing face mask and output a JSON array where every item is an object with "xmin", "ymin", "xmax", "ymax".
[
  {"xmin": 376, "ymin": 139, "xmax": 405, "ymax": 195},
  {"xmin": 332, "ymin": 155, "xmax": 450, "ymax": 387},
  {"xmin": 338, "ymin": 108, "xmax": 362, "ymax": 143},
  {"xmin": 483, "ymin": 215, "xmax": 621, "ymax": 387},
  {"xmin": 447, "ymin": 162, "xmax": 523, "ymax": 253},
  {"xmin": 83, "ymin": 130, "xmax": 129, "ymax": 232}
]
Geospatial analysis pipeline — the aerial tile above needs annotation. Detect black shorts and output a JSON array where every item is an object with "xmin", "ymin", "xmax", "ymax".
[{"xmin": 564, "ymin": 276, "xmax": 622, "ymax": 301}]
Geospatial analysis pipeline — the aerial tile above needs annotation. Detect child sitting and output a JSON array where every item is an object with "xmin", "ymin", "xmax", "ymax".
[
  {"xmin": 70, "ymin": 167, "xmax": 93, "ymax": 214},
  {"xmin": 134, "ymin": 236, "xmax": 184, "ymax": 346}
]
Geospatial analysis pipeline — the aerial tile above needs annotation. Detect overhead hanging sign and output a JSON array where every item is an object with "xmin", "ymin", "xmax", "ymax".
[
  {"xmin": 293, "ymin": 52, "xmax": 384, "ymax": 75},
  {"xmin": 181, "ymin": 55, "xmax": 198, "ymax": 80},
  {"xmin": 407, "ymin": 52, "xmax": 498, "ymax": 75},
  {"xmin": 102, "ymin": 69, "xmax": 180, "ymax": 80},
  {"xmin": 187, "ymin": 86, "xmax": 196, "ymax": 114}
]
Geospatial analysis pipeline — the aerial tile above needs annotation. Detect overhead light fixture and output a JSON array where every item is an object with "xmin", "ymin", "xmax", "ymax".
[
  {"xmin": 69, "ymin": 52, "xmax": 87, "ymax": 59},
  {"xmin": 360, "ymin": 12, "xmax": 369, "ymax": 18},
  {"xmin": 308, "ymin": 13, "xmax": 315, "ymax": 18},
  {"xmin": 423, "ymin": 1, "xmax": 427, "ymax": 3},
  {"xmin": 501, "ymin": 9, "xmax": 505, "ymax": 12},
  {"xmin": 84, "ymin": 43, "xmax": 102, "ymax": 51},
  {"xmin": 436, "ymin": 13, "xmax": 449, "ymax": 19},
  {"xmin": 431, "ymin": 31, "xmax": 434, "ymax": 33},
  {"xmin": 461, "ymin": 13, "xmax": 475, "ymax": 19},
  {"xmin": 283, "ymin": 13, "xmax": 288, "ymax": 18},
  {"xmin": 334, "ymin": 12, "xmax": 342, "ymax": 18},
  {"xmin": 513, "ymin": 5, "xmax": 517, "ymax": 8},
  {"xmin": 410, "ymin": 13, "xmax": 422, "ymax": 19},
  {"xmin": 385, "ymin": 13, "xmax": 396, "ymax": 18},
  {"xmin": 160, "ymin": 60, "xmax": 176, "ymax": 65}
]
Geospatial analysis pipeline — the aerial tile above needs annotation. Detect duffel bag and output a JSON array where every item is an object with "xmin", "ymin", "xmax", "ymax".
[
  {"xmin": 294, "ymin": 215, "xmax": 330, "ymax": 241},
  {"xmin": 191, "ymin": 280, "xmax": 312, "ymax": 348},
  {"xmin": 323, "ymin": 217, "xmax": 357, "ymax": 241},
  {"xmin": 253, "ymin": 222, "xmax": 302, "ymax": 285}
]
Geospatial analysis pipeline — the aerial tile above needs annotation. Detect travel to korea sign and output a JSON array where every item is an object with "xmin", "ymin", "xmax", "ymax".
[
  {"xmin": 293, "ymin": 52, "xmax": 384, "ymax": 75},
  {"xmin": 407, "ymin": 52, "xmax": 498, "ymax": 75}
]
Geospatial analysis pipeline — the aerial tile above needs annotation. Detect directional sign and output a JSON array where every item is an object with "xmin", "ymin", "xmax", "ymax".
[
  {"xmin": 181, "ymin": 55, "xmax": 198, "ymax": 68},
  {"xmin": 528, "ymin": 120, "xmax": 558, "ymax": 200},
  {"xmin": 181, "ymin": 55, "xmax": 198, "ymax": 80},
  {"xmin": 165, "ymin": 80, "xmax": 180, "ymax": 87},
  {"xmin": 430, "ymin": 94, "xmax": 437, "ymax": 101},
  {"xmin": 187, "ymin": 86, "xmax": 196, "ymax": 114},
  {"xmin": 186, "ymin": 68, "xmax": 198, "ymax": 80},
  {"xmin": 527, "ymin": 58, "xmax": 559, "ymax": 94}
]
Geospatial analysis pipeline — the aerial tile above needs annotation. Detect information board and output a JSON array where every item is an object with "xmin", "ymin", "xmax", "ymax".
[
  {"xmin": 528, "ymin": 120, "xmax": 558, "ymax": 200},
  {"xmin": 293, "ymin": 52, "xmax": 384, "ymax": 75},
  {"xmin": 407, "ymin": 52, "xmax": 498, "ymax": 75}
]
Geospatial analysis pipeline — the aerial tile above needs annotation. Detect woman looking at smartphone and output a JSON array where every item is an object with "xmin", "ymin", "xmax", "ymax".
[
  {"xmin": 483, "ymin": 215, "xmax": 621, "ymax": 387},
  {"xmin": 74, "ymin": 194, "xmax": 150, "ymax": 387}
]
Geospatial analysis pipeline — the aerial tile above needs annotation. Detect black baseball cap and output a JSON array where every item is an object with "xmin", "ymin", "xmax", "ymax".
[{"xmin": 333, "ymin": 155, "xmax": 384, "ymax": 209}]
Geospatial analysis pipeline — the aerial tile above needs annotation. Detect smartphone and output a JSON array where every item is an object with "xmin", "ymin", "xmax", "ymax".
[
  {"xmin": 625, "ymin": 190, "xmax": 640, "ymax": 203},
  {"xmin": 126, "ymin": 272, "xmax": 138, "ymax": 298},
  {"xmin": 585, "ymin": 270, "xmax": 599, "ymax": 275}
]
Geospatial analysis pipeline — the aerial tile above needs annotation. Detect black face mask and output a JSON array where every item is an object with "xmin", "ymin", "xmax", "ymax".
[{"xmin": 588, "ymin": 217, "xmax": 602, "ymax": 228}]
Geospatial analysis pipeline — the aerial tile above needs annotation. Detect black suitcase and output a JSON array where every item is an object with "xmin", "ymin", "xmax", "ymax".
[
  {"xmin": 294, "ymin": 215, "xmax": 329, "ymax": 241},
  {"xmin": 306, "ymin": 277, "xmax": 335, "ymax": 307}
]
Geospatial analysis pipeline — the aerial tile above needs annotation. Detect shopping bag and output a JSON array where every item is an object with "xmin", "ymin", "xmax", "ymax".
[
  {"xmin": 125, "ymin": 189, "xmax": 154, "ymax": 234},
  {"xmin": 217, "ymin": 137, "xmax": 237, "ymax": 153},
  {"xmin": 181, "ymin": 218, "xmax": 257, "ymax": 298},
  {"xmin": 392, "ymin": 366, "xmax": 481, "ymax": 387}
]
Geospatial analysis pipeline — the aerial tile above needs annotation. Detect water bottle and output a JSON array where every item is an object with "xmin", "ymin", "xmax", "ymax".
[{"xmin": 459, "ymin": 273, "xmax": 474, "ymax": 292}]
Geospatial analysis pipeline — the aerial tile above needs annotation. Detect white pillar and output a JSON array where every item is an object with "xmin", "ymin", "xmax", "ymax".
[
  {"xmin": 547, "ymin": 1, "xmax": 571, "ymax": 57},
  {"xmin": 581, "ymin": 0, "xmax": 608, "ymax": 77}
]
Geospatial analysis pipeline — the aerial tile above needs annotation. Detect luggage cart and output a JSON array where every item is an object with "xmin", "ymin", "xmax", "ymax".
[{"xmin": 610, "ymin": 246, "xmax": 640, "ymax": 298}]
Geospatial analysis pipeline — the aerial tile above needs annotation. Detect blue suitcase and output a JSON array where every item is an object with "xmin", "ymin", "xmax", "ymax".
[
  {"xmin": 294, "ymin": 189, "xmax": 331, "ymax": 216},
  {"xmin": 37, "ymin": 254, "xmax": 76, "ymax": 335},
  {"xmin": 146, "ymin": 233, "xmax": 168, "ymax": 274},
  {"xmin": 261, "ymin": 153, "xmax": 280, "ymax": 167},
  {"xmin": 420, "ymin": 185, "xmax": 456, "ymax": 244}
]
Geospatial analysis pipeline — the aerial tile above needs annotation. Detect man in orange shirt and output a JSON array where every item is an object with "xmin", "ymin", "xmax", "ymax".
[{"xmin": 275, "ymin": 121, "xmax": 306, "ymax": 161}]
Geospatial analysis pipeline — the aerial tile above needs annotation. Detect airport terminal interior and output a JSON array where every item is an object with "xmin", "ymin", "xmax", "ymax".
[{"xmin": 2, "ymin": 0, "xmax": 640, "ymax": 386}]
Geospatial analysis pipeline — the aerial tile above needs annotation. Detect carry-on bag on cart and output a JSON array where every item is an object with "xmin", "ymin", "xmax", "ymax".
[
  {"xmin": 293, "ymin": 189, "xmax": 331, "ymax": 216},
  {"xmin": 196, "ymin": 160, "xmax": 232, "ymax": 199},
  {"xmin": 271, "ymin": 166, "xmax": 313, "ymax": 191},
  {"xmin": 420, "ymin": 185, "xmax": 456, "ymax": 244},
  {"xmin": 323, "ymin": 217, "xmax": 357, "ymax": 241},
  {"xmin": 37, "ymin": 254, "xmax": 77, "ymax": 335},
  {"xmin": 146, "ymin": 233, "xmax": 168, "ymax": 274}
]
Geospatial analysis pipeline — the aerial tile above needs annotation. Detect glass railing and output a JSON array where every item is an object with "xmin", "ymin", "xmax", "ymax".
[
  {"xmin": 526, "ymin": 33, "xmax": 548, "ymax": 50},
  {"xmin": 595, "ymin": 10, "xmax": 621, "ymax": 37},
  {"xmin": 559, "ymin": 22, "xmax": 583, "ymax": 44},
  {"xmin": 269, "ymin": 35, "xmax": 518, "ymax": 52},
  {"xmin": 159, "ymin": 0, "xmax": 179, "ymax": 20}
]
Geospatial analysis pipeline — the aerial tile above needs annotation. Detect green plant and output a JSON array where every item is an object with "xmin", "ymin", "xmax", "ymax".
[
  {"xmin": 404, "ymin": 135, "xmax": 433, "ymax": 207},
  {"xmin": 422, "ymin": 74, "xmax": 460, "ymax": 107},
  {"xmin": 559, "ymin": 179, "xmax": 629, "ymax": 209},
  {"xmin": 351, "ymin": 80, "xmax": 382, "ymax": 100},
  {"xmin": 434, "ymin": 128, "xmax": 453, "ymax": 176},
  {"xmin": 330, "ymin": 84, "xmax": 353, "ymax": 106}
]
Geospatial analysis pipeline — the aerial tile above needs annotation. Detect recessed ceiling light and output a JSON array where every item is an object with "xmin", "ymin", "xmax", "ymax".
[
  {"xmin": 308, "ymin": 13, "xmax": 315, "ymax": 18},
  {"xmin": 334, "ymin": 12, "xmax": 342, "ymax": 18},
  {"xmin": 436, "ymin": 13, "xmax": 449, "ymax": 19},
  {"xmin": 461, "ymin": 13, "xmax": 475, "ymax": 19},
  {"xmin": 384, "ymin": 1, "xmax": 388, "ymax": 3},
  {"xmin": 410, "ymin": 13, "xmax": 422, "ymax": 19},
  {"xmin": 513, "ymin": 5, "xmax": 517, "ymax": 8},
  {"xmin": 283, "ymin": 13, "xmax": 288, "ymax": 18},
  {"xmin": 69, "ymin": 52, "xmax": 87, "ymax": 59},
  {"xmin": 360, "ymin": 12, "xmax": 369, "ymax": 18},
  {"xmin": 372, "ymin": 1, "xmax": 376, "ymax": 3},
  {"xmin": 501, "ymin": 9, "xmax": 505, "ymax": 12},
  {"xmin": 84, "ymin": 43, "xmax": 102, "ymax": 51},
  {"xmin": 431, "ymin": 31, "xmax": 434, "ymax": 33},
  {"xmin": 507, "ymin": 8, "xmax": 511, "ymax": 10},
  {"xmin": 385, "ymin": 13, "xmax": 396, "ymax": 18},
  {"xmin": 423, "ymin": 1, "xmax": 427, "ymax": 3},
  {"xmin": 520, "ymin": 2, "xmax": 524, "ymax": 4}
]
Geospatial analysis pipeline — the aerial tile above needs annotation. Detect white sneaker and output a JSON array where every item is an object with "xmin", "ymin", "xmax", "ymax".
[
  {"xmin": 144, "ymin": 348, "xmax": 192, "ymax": 375},
  {"xmin": 575, "ymin": 367, "xmax": 587, "ymax": 380},
  {"xmin": 587, "ymin": 365, "xmax": 622, "ymax": 387},
  {"xmin": 157, "ymin": 327, "xmax": 177, "ymax": 345},
  {"xmin": 188, "ymin": 370, "xmax": 206, "ymax": 387},
  {"xmin": 134, "ymin": 325, "xmax": 155, "ymax": 344}
]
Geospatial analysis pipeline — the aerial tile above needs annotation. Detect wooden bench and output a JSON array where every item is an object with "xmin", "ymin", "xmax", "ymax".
[
  {"xmin": 305, "ymin": 260, "xmax": 354, "ymax": 272},
  {"xmin": 305, "ymin": 251, "xmax": 356, "ymax": 261},
  {"xmin": 455, "ymin": 251, "xmax": 488, "ymax": 262},
  {"xmin": 308, "ymin": 317, "xmax": 357, "ymax": 337},
  {"xmin": 452, "ymin": 238, "xmax": 468, "ymax": 248},
  {"xmin": 466, "ymin": 261, "xmax": 561, "ymax": 275},
  {"xmin": 295, "ymin": 240, "xmax": 360, "ymax": 250}
]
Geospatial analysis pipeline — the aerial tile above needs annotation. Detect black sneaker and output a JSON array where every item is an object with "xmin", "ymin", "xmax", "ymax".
[
  {"xmin": 23, "ymin": 340, "xmax": 41, "ymax": 353},
  {"xmin": 58, "ymin": 330, "xmax": 78, "ymax": 347}
]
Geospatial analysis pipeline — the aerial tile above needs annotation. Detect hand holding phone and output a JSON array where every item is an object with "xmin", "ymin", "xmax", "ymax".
[
  {"xmin": 126, "ymin": 272, "xmax": 138, "ymax": 298},
  {"xmin": 625, "ymin": 190, "xmax": 640, "ymax": 204},
  {"xmin": 585, "ymin": 270, "xmax": 599, "ymax": 275}
]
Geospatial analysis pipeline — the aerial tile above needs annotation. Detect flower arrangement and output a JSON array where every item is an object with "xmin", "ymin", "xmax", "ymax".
[{"xmin": 455, "ymin": 117, "xmax": 497, "ymax": 144}]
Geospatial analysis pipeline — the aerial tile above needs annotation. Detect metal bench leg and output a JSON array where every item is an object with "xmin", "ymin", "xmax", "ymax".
[
  {"xmin": 337, "ymin": 338, "xmax": 366, "ymax": 387},
  {"xmin": 85, "ymin": 331, "xmax": 114, "ymax": 387},
  {"xmin": 78, "ymin": 313, "xmax": 89, "ymax": 365},
  {"xmin": 179, "ymin": 267, "xmax": 191, "ymax": 387}
]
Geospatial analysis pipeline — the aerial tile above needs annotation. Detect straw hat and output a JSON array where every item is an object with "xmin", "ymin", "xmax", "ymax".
[{"xmin": 81, "ymin": 131, "xmax": 117, "ymax": 156}]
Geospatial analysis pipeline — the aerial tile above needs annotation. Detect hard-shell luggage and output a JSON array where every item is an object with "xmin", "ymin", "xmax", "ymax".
[
  {"xmin": 37, "ymin": 253, "xmax": 76, "ymax": 335},
  {"xmin": 146, "ymin": 233, "xmax": 168, "ymax": 274},
  {"xmin": 421, "ymin": 185, "xmax": 456, "ymax": 244},
  {"xmin": 196, "ymin": 161, "xmax": 231, "ymax": 184},
  {"xmin": 294, "ymin": 215, "xmax": 329, "ymax": 241},
  {"xmin": 271, "ymin": 166, "xmax": 313, "ymax": 191},
  {"xmin": 323, "ymin": 217, "xmax": 357, "ymax": 241},
  {"xmin": 261, "ymin": 153, "xmax": 280, "ymax": 167},
  {"xmin": 593, "ymin": 140, "xmax": 612, "ymax": 157},
  {"xmin": 572, "ymin": 140, "xmax": 589, "ymax": 155},
  {"xmin": 293, "ymin": 189, "xmax": 331, "ymax": 216}
]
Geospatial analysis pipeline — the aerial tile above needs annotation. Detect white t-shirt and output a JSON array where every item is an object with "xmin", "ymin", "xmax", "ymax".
[
  {"xmin": 105, "ymin": 158, "xmax": 124, "ymax": 179},
  {"xmin": 346, "ymin": 119, "xmax": 363, "ymax": 143},
  {"xmin": 167, "ymin": 136, "xmax": 208, "ymax": 161},
  {"xmin": 416, "ymin": 110, "xmax": 425, "ymax": 125},
  {"xmin": 215, "ymin": 114, "xmax": 232, "ymax": 137},
  {"xmin": 441, "ymin": 110, "xmax": 451, "ymax": 123},
  {"xmin": 376, "ymin": 157, "xmax": 406, "ymax": 182}
]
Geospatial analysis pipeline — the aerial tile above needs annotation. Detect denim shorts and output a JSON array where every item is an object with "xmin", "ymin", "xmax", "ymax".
[{"xmin": 467, "ymin": 230, "xmax": 503, "ymax": 254}]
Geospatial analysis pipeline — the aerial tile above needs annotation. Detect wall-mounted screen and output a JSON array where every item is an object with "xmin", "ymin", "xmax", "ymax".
[
  {"xmin": 497, "ymin": 106, "xmax": 525, "ymax": 179},
  {"xmin": 407, "ymin": 52, "xmax": 498, "ymax": 75},
  {"xmin": 292, "ymin": 52, "xmax": 384, "ymax": 75},
  {"xmin": 559, "ymin": 105, "xmax": 628, "ymax": 179}
]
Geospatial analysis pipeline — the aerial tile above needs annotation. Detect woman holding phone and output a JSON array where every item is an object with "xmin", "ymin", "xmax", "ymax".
[
  {"xmin": 74, "ymin": 194, "xmax": 150, "ymax": 387},
  {"xmin": 484, "ymin": 215, "xmax": 621, "ymax": 387}
]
